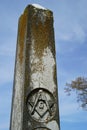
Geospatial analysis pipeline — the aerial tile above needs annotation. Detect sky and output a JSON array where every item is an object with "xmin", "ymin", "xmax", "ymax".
[{"xmin": 0, "ymin": 0, "xmax": 87, "ymax": 130}]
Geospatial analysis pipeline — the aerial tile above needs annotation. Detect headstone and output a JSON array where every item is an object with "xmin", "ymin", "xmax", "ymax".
[{"xmin": 10, "ymin": 4, "xmax": 60, "ymax": 130}]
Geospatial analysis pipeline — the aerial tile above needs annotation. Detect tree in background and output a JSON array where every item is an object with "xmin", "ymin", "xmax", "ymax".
[{"xmin": 65, "ymin": 77, "xmax": 87, "ymax": 110}]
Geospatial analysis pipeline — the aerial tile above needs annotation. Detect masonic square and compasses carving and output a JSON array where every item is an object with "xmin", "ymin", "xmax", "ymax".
[{"xmin": 27, "ymin": 88, "xmax": 56, "ymax": 122}]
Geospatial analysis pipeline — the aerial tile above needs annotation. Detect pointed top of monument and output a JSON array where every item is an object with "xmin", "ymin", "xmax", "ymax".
[{"xmin": 32, "ymin": 4, "xmax": 47, "ymax": 10}]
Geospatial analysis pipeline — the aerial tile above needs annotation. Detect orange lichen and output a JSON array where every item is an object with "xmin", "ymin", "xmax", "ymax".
[
  {"xmin": 31, "ymin": 12, "xmax": 53, "ymax": 58},
  {"xmin": 18, "ymin": 8, "xmax": 28, "ymax": 64}
]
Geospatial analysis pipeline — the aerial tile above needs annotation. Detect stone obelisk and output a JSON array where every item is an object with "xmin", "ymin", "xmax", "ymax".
[{"xmin": 10, "ymin": 4, "xmax": 60, "ymax": 130}]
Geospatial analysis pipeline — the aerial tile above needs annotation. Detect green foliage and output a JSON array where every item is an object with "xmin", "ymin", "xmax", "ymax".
[{"xmin": 65, "ymin": 77, "xmax": 87, "ymax": 110}]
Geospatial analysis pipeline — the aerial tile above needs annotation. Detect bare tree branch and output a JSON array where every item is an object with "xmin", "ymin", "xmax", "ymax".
[{"xmin": 65, "ymin": 77, "xmax": 87, "ymax": 110}]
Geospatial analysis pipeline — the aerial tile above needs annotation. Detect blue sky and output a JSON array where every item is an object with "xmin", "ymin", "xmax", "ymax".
[{"xmin": 0, "ymin": 0, "xmax": 87, "ymax": 130}]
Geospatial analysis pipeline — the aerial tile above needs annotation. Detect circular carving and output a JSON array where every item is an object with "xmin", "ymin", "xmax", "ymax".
[{"xmin": 26, "ymin": 88, "xmax": 56, "ymax": 122}]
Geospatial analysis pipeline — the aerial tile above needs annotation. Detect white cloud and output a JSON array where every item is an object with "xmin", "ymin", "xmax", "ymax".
[
  {"xmin": 55, "ymin": 24, "xmax": 86, "ymax": 55},
  {"xmin": 72, "ymin": 24, "xmax": 86, "ymax": 43},
  {"xmin": 54, "ymin": 0, "xmax": 87, "ymax": 56},
  {"xmin": 56, "ymin": 23, "xmax": 86, "ymax": 44}
]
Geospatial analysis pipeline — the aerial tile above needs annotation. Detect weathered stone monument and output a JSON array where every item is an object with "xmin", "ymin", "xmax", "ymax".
[{"xmin": 10, "ymin": 4, "xmax": 60, "ymax": 130}]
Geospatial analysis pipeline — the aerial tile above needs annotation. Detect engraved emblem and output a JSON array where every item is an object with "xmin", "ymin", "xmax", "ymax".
[{"xmin": 26, "ymin": 88, "xmax": 56, "ymax": 122}]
